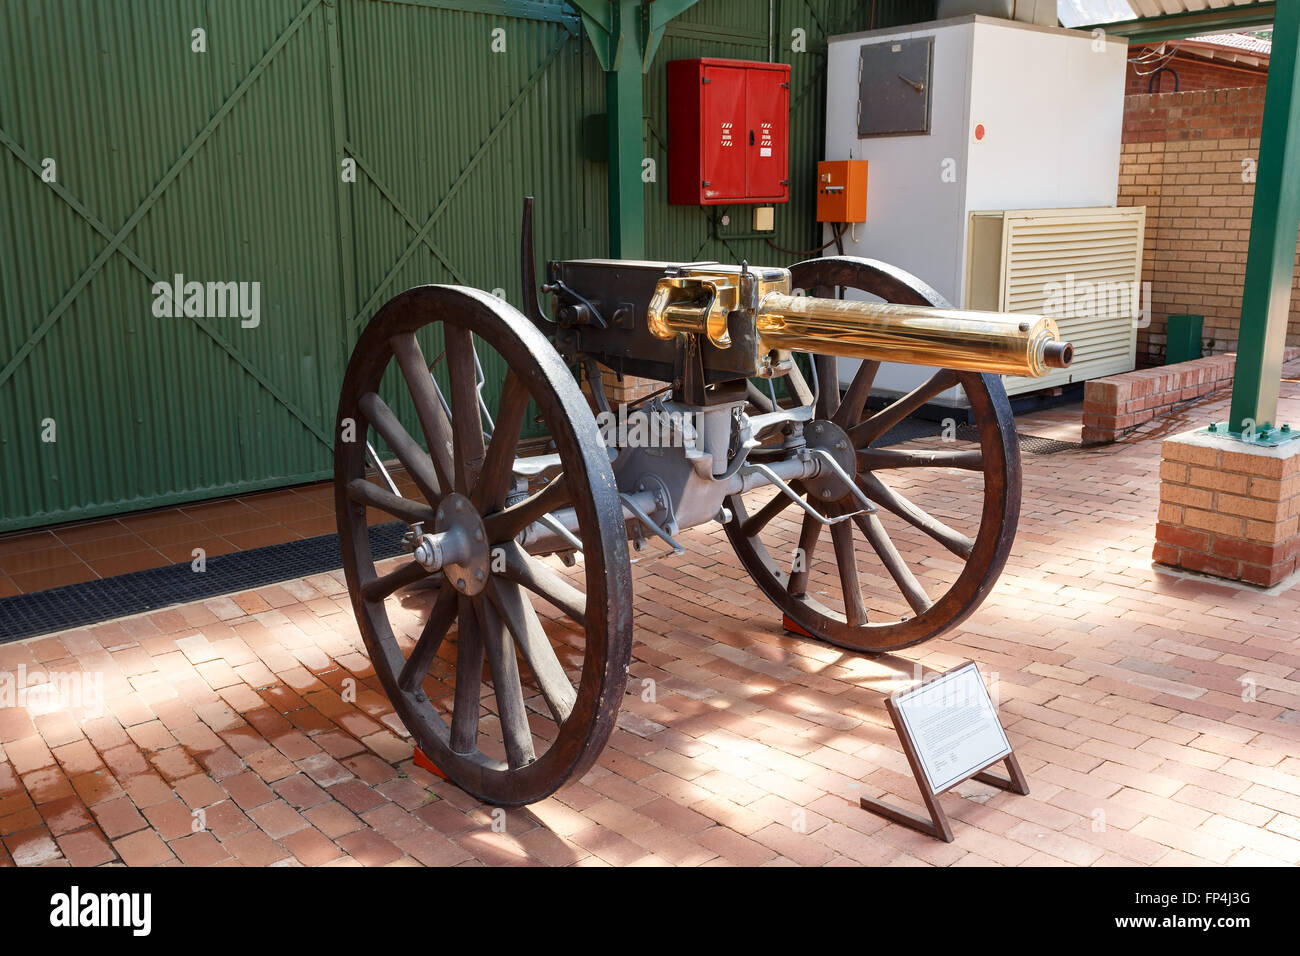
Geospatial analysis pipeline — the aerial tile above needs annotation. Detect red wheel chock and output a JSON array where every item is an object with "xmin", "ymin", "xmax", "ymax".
[
  {"xmin": 782, "ymin": 614, "xmax": 812, "ymax": 637},
  {"xmin": 413, "ymin": 746, "xmax": 448, "ymax": 780}
]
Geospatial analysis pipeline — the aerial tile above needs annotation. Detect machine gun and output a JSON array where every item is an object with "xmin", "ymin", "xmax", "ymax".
[{"xmin": 333, "ymin": 199, "xmax": 1072, "ymax": 805}]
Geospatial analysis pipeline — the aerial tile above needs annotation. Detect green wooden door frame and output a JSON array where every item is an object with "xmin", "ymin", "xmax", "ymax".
[
  {"xmin": 1228, "ymin": 0, "xmax": 1300, "ymax": 438},
  {"xmin": 571, "ymin": 0, "xmax": 701, "ymax": 258}
]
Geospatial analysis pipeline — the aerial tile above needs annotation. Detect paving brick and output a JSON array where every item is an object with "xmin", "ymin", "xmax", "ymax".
[
  {"xmin": 112, "ymin": 828, "xmax": 175, "ymax": 866},
  {"xmin": 56, "ymin": 826, "xmax": 116, "ymax": 866},
  {"xmin": 169, "ymin": 830, "xmax": 232, "ymax": 866}
]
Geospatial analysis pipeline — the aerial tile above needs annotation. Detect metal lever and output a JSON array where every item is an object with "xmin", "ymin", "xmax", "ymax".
[
  {"xmin": 620, "ymin": 493, "xmax": 684, "ymax": 559},
  {"xmin": 806, "ymin": 449, "xmax": 879, "ymax": 517},
  {"xmin": 742, "ymin": 462, "xmax": 864, "ymax": 526}
]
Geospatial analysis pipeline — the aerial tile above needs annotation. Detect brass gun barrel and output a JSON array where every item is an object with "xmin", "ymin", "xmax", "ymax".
[
  {"xmin": 644, "ymin": 267, "xmax": 1072, "ymax": 378},
  {"xmin": 756, "ymin": 292, "xmax": 1072, "ymax": 378}
]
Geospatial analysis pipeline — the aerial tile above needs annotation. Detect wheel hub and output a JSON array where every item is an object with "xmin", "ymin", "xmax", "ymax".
[
  {"xmin": 413, "ymin": 493, "xmax": 490, "ymax": 596},
  {"xmin": 803, "ymin": 419, "xmax": 856, "ymax": 503}
]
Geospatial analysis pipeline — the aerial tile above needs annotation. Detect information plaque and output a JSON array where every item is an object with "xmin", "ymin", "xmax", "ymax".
[{"xmin": 860, "ymin": 661, "xmax": 1028, "ymax": 843}]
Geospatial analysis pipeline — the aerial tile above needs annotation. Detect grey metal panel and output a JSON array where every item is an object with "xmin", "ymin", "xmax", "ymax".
[{"xmin": 857, "ymin": 36, "xmax": 935, "ymax": 136}]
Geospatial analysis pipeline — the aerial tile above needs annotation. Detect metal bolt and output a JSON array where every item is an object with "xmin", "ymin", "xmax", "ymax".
[
  {"xmin": 1208, "ymin": 423, "xmax": 1217, "ymax": 432},
  {"xmin": 474, "ymin": 529, "xmax": 483, "ymax": 542},
  {"xmin": 457, "ymin": 578, "xmax": 466, "ymax": 590},
  {"xmin": 836, "ymin": 440, "xmax": 847, "ymax": 450},
  {"xmin": 475, "ymin": 569, "xmax": 485, "ymax": 582},
  {"xmin": 455, "ymin": 500, "xmax": 463, "ymax": 512},
  {"xmin": 821, "ymin": 489, "xmax": 830, "ymax": 498},
  {"xmin": 1283, "ymin": 424, "xmax": 1292, "ymax": 433}
]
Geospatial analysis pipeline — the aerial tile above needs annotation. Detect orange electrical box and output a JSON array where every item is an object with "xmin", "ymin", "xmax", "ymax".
[{"xmin": 816, "ymin": 160, "xmax": 868, "ymax": 223}]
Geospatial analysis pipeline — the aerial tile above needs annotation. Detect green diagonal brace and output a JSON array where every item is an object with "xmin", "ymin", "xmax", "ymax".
[
  {"xmin": 344, "ymin": 142, "xmax": 469, "ymax": 285},
  {"xmin": 1228, "ymin": 0, "xmax": 1300, "ymax": 435}
]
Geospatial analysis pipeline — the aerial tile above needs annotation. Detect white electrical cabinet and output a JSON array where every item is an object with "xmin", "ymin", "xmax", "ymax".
[{"xmin": 823, "ymin": 15, "xmax": 1131, "ymax": 405}]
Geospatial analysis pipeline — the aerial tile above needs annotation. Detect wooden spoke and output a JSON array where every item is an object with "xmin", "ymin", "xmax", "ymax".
[
  {"xmin": 358, "ymin": 391, "xmax": 442, "ymax": 505},
  {"xmin": 787, "ymin": 359, "xmax": 814, "ymax": 407},
  {"xmin": 814, "ymin": 354, "xmax": 839, "ymax": 419},
  {"xmin": 857, "ymin": 447, "xmax": 984, "ymax": 471},
  {"xmin": 742, "ymin": 486, "xmax": 798, "ymax": 538},
  {"xmin": 788, "ymin": 513, "xmax": 822, "ymax": 597},
  {"xmin": 496, "ymin": 541, "xmax": 586, "ymax": 626},
  {"xmin": 856, "ymin": 473, "xmax": 975, "ymax": 559},
  {"xmin": 398, "ymin": 583, "xmax": 458, "ymax": 693},
  {"xmin": 487, "ymin": 580, "xmax": 577, "ymax": 725},
  {"xmin": 449, "ymin": 594, "xmax": 484, "ymax": 754},
  {"xmin": 361, "ymin": 560, "xmax": 429, "ymax": 603},
  {"xmin": 476, "ymin": 598, "xmax": 536, "ymax": 769},
  {"xmin": 833, "ymin": 360, "xmax": 880, "ymax": 429},
  {"xmin": 482, "ymin": 477, "xmax": 570, "ymax": 544},
  {"xmin": 445, "ymin": 326, "xmax": 487, "ymax": 494},
  {"xmin": 346, "ymin": 478, "xmax": 436, "ymax": 525},
  {"xmin": 848, "ymin": 369, "xmax": 959, "ymax": 447},
  {"xmin": 854, "ymin": 512, "xmax": 932, "ymax": 616},
  {"xmin": 473, "ymin": 371, "xmax": 530, "ymax": 514},
  {"xmin": 830, "ymin": 510, "xmax": 869, "ymax": 627},
  {"xmin": 390, "ymin": 331, "xmax": 454, "ymax": 493}
]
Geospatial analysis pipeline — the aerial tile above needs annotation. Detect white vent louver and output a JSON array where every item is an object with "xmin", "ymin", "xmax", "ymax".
[{"xmin": 966, "ymin": 207, "xmax": 1146, "ymax": 396}]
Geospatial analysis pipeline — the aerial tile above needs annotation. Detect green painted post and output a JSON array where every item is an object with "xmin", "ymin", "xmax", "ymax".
[
  {"xmin": 1229, "ymin": 0, "xmax": 1300, "ymax": 435},
  {"xmin": 607, "ymin": 0, "xmax": 645, "ymax": 259}
]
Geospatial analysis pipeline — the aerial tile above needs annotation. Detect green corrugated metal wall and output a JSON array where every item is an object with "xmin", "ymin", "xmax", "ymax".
[{"xmin": 0, "ymin": 0, "xmax": 933, "ymax": 533}]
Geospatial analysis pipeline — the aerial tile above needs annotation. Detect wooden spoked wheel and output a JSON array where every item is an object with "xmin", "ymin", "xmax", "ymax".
[
  {"xmin": 724, "ymin": 257, "xmax": 1022, "ymax": 653},
  {"xmin": 335, "ymin": 285, "xmax": 632, "ymax": 806}
]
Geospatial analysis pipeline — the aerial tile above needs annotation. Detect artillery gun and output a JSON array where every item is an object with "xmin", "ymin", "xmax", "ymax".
[{"xmin": 334, "ymin": 200, "xmax": 1072, "ymax": 805}]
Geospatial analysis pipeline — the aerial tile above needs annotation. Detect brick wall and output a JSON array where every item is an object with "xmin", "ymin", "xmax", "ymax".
[
  {"xmin": 1119, "ymin": 86, "xmax": 1300, "ymax": 366},
  {"xmin": 1125, "ymin": 50, "xmax": 1268, "ymax": 96},
  {"xmin": 1082, "ymin": 348, "xmax": 1300, "ymax": 444}
]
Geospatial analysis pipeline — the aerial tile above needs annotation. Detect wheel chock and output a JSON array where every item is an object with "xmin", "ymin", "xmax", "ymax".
[
  {"xmin": 413, "ymin": 746, "xmax": 448, "ymax": 780},
  {"xmin": 782, "ymin": 614, "xmax": 812, "ymax": 637}
]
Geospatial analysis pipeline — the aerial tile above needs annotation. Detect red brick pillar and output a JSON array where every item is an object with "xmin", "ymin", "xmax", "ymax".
[{"xmin": 1155, "ymin": 429, "xmax": 1300, "ymax": 586}]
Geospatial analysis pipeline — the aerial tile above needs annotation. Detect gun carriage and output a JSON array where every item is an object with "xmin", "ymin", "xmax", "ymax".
[{"xmin": 334, "ymin": 200, "xmax": 1072, "ymax": 805}]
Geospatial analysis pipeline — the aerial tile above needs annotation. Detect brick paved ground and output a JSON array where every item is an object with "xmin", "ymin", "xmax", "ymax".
[{"xmin": 1, "ymin": 373, "xmax": 1299, "ymax": 867}]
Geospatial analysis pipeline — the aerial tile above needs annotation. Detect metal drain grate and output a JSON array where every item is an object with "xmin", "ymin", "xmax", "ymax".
[
  {"xmin": 1016, "ymin": 434, "xmax": 1080, "ymax": 455},
  {"xmin": 955, "ymin": 423, "xmax": 1079, "ymax": 455},
  {"xmin": 0, "ymin": 522, "xmax": 409, "ymax": 646}
]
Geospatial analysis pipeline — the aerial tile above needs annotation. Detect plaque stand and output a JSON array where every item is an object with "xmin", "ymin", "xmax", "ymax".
[{"xmin": 859, "ymin": 691, "xmax": 1029, "ymax": 843}]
